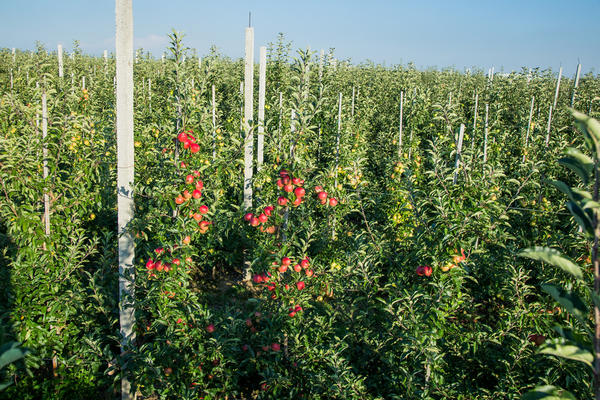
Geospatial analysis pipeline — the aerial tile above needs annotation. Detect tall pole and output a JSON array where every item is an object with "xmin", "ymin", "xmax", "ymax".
[
  {"xmin": 243, "ymin": 27, "xmax": 254, "ymax": 211},
  {"xmin": 278, "ymin": 92, "xmax": 283, "ymax": 155},
  {"xmin": 398, "ymin": 91, "xmax": 403, "ymax": 158},
  {"xmin": 453, "ymin": 124, "xmax": 465, "ymax": 185},
  {"xmin": 545, "ymin": 105, "xmax": 553, "ymax": 147},
  {"xmin": 257, "ymin": 46, "xmax": 267, "ymax": 170},
  {"xmin": 471, "ymin": 91, "xmax": 478, "ymax": 150},
  {"xmin": 212, "ymin": 84, "xmax": 216, "ymax": 160},
  {"xmin": 553, "ymin": 66, "xmax": 563, "ymax": 111},
  {"xmin": 57, "ymin": 44, "xmax": 64, "ymax": 78},
  {"xmin": 42, "ymin": 92, "xmax": 50, "ymax": 236},
  {"xmin": 335, "ymin": 93, "xmax": 342, "ymax": 188},
  {"xmin": 523, "ymin": 96, "xmax": 535, "ymax": 162},
  {"xmin": 116, "ymin": 0, "xmax": 135, "ymax": 398},
  {"xmin": 351, "ymin": 86, "xmax": 355, "ymax": 117},
  {"xmin": 571, "ymin": 63, "xmax": 582, "ymax": 107},
  {"xmin": 483, "ymin": 103, "xmax": 489, "ymax": 166}
]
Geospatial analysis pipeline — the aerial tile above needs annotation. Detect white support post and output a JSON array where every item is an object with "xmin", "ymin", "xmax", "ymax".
[
  {"xmin": 11, "ymin": 48, "xmax": 15, "ymax": 63},
  {"xmin": 571, "ymin": 63, "xmax": 581, "ymax": 107},
  {"xmin": 471, "ymin": 91, "xmax": 478, "ymax": 150},
  {"xmin": 453, "ymin": 124, "xmax": 465, "ymax": 185},
  {"xmin": 82, "ymin": 76, "xmax": 86, "ymax": 90},
  {"xmin": 545, "ymin": 105, "xmax": 552, "ymax": 147},
  {"xmin": 319, "ymin": 49, "xmax": 324, "ymax": 81},
  {"xmin": 103, "ymin": 50, "xmax": 108, "ymax": 63},
  {"xmin": 240, "ymin": 81, "xmax": 244, "ymax": 134},
  {"xmin": 198, "ymin": 56, "xmax": 202, "ymax": 69},
  {"xmin": 243, "ymin": 27, "xmax": 254, "ymax": 211},
  {"xmin": 42, "ymin": 92, "xmax": 50, "ymax": 236},
  {"xmin": 57, "ymin": 44, "xmax": 64, "ymax": 78},
  {"xmin": 398, "ymin": 91, "xmax": 403, "ymax": 158},
  {"xmin": 148, "ymin": 78, "xmax": 151, "ymax": 112},
  {"xmin": 335, "ymin": 93, "xmax": 342, "ymax": 188},
  {"xmin": 523, "ymin": 96, "xmax": 535, "ymax": 162},
  {"xmin": 10, "ymin": 70, "xmax": 13, "ymax": 90},
  {"xmin": 351, "ymin": 86, "xmax": 355, "ymax": 117},
  {"xmin": 278, "ymin": 92, "xmax": 283, "ymax": 154},
  {"xmin": 552, "ymin": 66, "xmax": 563, "ymax": 111},
  {"xmin": 115, "ymin": 0, "xmax": 135, "ymax": 398},
  {"xmin": 257, "ymin": 46, "xmax": 266, "ymax": 170},
  {"xmin": 483, "ymin": 103, "xmax": 489, "ymax": 166},
  {"xmin": 212, "ymin": 84, "xmax": 216, "ymax": 160},
  {"xmin": 290, "ymin": 109, "xmax": 296, "ymax": 158}
]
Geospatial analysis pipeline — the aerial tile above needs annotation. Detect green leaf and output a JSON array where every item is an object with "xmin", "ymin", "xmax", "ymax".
[
  {"xmin": 558, "ymin": 148, "xmax": 593, "ymax": 185},
  {"xmin": 539, "ymin": 337, "xmax": 594, "ymax": 369},
  {"xmin": 571, "ymin": 109, "xmax": 600, "ymax": 153},
  {"xmin": 522, "ymin": 385, "xmax": 577, "ymax": 400},
  {"xmin": 519, "ymin": 247, "xmax": 583, "ymax": 281},
  {"xmin": 541, "ymin": 284, "xmax": 589, "ymax": 326},
  {"xmin": 565, "ymin": 201, "xmax": 595, "ymax": 238},
  {"xmin": 0, "ymin": 343, "xmax": 29, "ymax": 370}
]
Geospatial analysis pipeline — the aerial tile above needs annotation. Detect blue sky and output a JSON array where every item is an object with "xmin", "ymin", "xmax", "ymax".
[{"xmin": 1, "ymin": 0, "xmax": 598, "ymax": 75}]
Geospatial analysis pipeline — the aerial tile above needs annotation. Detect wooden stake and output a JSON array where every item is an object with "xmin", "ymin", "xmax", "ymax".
[
  {"xmin": 257, "ymin": 46, "xmax": 266, "ymax": 170},
  {"xmin": 453, "ymin": 124, "xmax": 465, "ymax": 185},
  {"xmin": 116, "ymin": 0, "xmax": 136, "ymax": 398}
]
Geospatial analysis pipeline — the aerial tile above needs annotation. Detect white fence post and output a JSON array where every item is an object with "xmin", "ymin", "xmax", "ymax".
[{"xmin": 115, "ymin": 0, "xmax": 136, "ymax": 398}]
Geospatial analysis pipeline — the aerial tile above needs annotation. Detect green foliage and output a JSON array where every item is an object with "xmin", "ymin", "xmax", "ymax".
[{"xmin": 0, "ymin": 36, "xmax": 598, "ymax": 400}]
